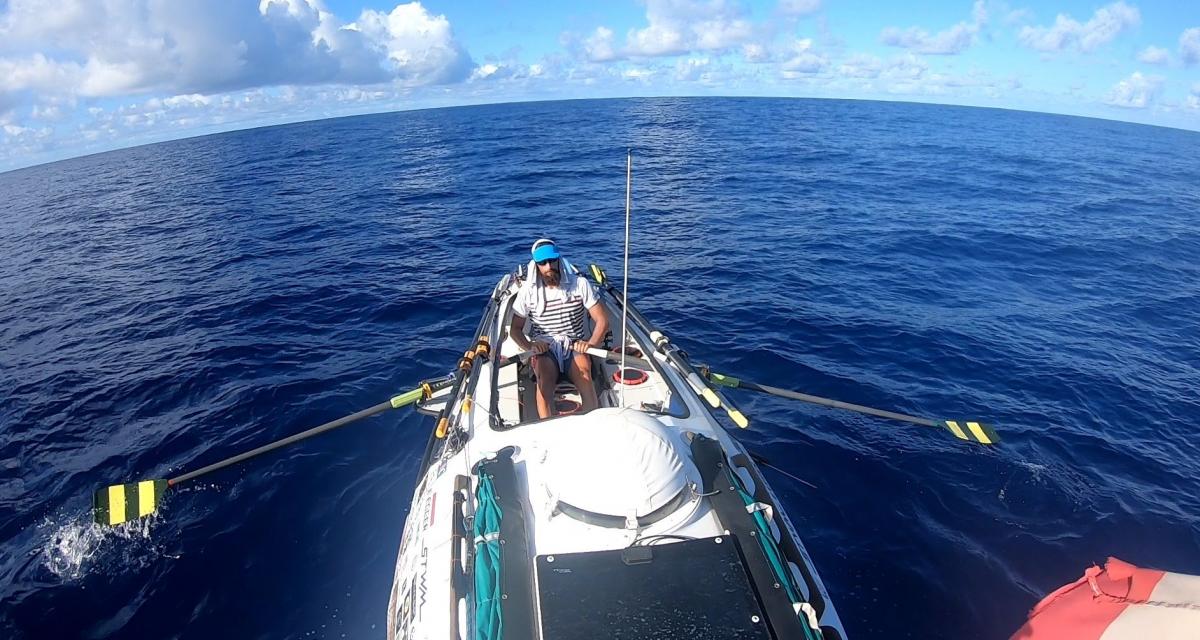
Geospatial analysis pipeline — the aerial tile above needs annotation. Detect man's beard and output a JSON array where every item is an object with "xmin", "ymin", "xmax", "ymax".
[{"xmin": 544, "ymin": 268, "xmax": 561, "ymax": 285}]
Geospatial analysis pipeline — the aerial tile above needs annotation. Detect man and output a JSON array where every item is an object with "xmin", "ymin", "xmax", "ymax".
[{"xmin": 510, "ymin": 239, "xmax": 609, "ymax": 419}]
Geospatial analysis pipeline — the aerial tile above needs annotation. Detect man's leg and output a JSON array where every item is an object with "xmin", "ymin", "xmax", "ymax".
[
  {"xmin": 531, "ymin": 354, "xmax": 559, "ymax": 419},
  {"xmin": 568, "ymin": 352, "xmax": 599, "ymax": 412}
]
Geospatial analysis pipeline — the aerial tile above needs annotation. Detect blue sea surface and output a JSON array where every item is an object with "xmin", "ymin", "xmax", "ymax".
[{"xmin": 1, "ymin": 97, "xmax": 1198, "ymax": 639}]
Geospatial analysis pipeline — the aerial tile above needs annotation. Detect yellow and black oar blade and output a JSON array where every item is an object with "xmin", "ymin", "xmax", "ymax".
[
  {"xmin": 941, "ymin": 420, "xmax": 1000, "ymax": 445},
  {"xmin": 93, "ymin": 479, "xmax": 169, "ymax": 526}
]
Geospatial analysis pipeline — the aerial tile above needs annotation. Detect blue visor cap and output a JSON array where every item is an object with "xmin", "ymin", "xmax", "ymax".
[{"xmin": 532, "ymin": 244, "xmax": 561, "ymax": 262}]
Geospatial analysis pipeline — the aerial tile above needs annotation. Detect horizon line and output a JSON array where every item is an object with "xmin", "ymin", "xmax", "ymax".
[{"xmin": 3, "ymin": 94, "xmax": 1198, "ymax": 177}]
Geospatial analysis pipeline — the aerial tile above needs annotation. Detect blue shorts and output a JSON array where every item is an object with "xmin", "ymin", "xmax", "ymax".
[{"xmin": 538, "ymin": 336, "xmax": 578, "ymax": 372}]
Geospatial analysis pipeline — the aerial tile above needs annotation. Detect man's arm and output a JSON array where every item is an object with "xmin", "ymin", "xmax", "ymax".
[
  {"xmin": 579, "ymin": 303, "xmax": 610, "ymax": 350},
  {"xmin": 511, "ymin": 314, "xmax": 548, "ymax": 353}
]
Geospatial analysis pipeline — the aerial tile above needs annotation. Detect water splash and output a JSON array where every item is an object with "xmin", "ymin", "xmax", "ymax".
[
  {"xmin": 997, "ymin": 459, "xmax": 1097, "ymax": 510},
  {"xmin": 39, "ymin": 512, "xmax": 170, "ymax": 581}
]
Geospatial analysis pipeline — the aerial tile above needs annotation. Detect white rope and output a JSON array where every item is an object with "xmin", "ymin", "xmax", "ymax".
[{"xmin": 620, "ymin": 150, "xmax": 632, "ymax": 409}]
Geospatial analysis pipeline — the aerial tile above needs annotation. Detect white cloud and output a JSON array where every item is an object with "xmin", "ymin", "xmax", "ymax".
[
  {"xmin": 881, "ymin": 23, "xmax": 975, "ymax": 55},
  {"xmin": 572, "ymin": 0, "xmax": 819, "ymax": 64},
  {"xmin": 833, "ymin": 53, "xmax": 928, "ymax": 82},
  {"xmin": 583, "ymin": 27, "xmax": 619, "ymax": 62},
  {"xmin": 31, "ymin": 103, "xmax": 65, "ymax": 120},
  {"xmin": 742, "ymin": 43, "xmax": 772, "ymax": 62},
  {"xmin": 331, "ymin": 87, "xmax": 388, "ymax": 102},
  {"xmin": 470, "ymin": 63, "xmax": 503, "ymax": 81},
  {"xmin": 1181, "ymin": 28, "xmax": 1200, "ymax": 65},
  {"xmin": 468, "ymin": 59, "xmax": 545, "ymax": 82},
  {"xmin": 813, "ymin": 52, "xmax": 1021, "ymax": 100},
  {"xmin": 882, "ymin": 64, "xmax": 1016, "ymax": 98},
  {"xmin": 675, "ymin": 57, "xmax": 712, "ymax": 81},
  {"xmin": 614, "ymin": 0, "xmax": 758, "ymax": 58},
  {"xmin": 70, "ymin": 84, "xmax": 391, "ymax": 146},
  {"xmin": 1186, "ymin": 83, "xmax": 1200, "ymax": 110},
  {"xmin": 880, "ymin": 0, "xmax": 986, "ymax": 55},
  {"xmin": 0, "ymin": 54, "xmax": 84, "ymax": 95},
  {"xmin": 880, "ymin": 54, "xmax": 929, "ymax": 82},
  {"xmin": 163, "ymin": 94, "xmax": 213, "ymax": 108},
  {"xmin": 777, "ymin": 0, "xmax": 822, "ymax": 18},
  {"xmin": 780, "ymin": 39, "xmax": 828, "ymax": 77},
  {"xmin": 837, "ymin": 53, "xmax": 885, "ymax": 79},
  {"xmin": 626, "ymin": 24, "xmax": 685, "ymax": 57},
  {"xmin": 622, "ymin": 67, "xmax": 656, "ymax": 81},
  {"xmin": 576, "ymin": 0, "xmax": 753, "ymax": 60},
  {"xmin": 1103, "ymin": 72, "xmax": 1164, "ymax": 108},
  {"xmin": 0, "ymin": 0, "xmax": 472, "ymax": 110},
  {"xmin": 1017, "ymin": 2, "xmax": 1140, "ymax": 53},
  {"xmin": 352, "ymin": 3, "xmax": 473, "ymax": 84},
  {"xmin": 1136, "ymin": 46, "xmax": 1169, "ymax": 65},
  {"xmin": 1, "ymin": 119, "xmax": 54, "ymax": 153}
]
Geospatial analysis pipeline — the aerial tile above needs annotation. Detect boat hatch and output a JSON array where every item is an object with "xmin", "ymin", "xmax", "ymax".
[{"xmin": 536, "ymin": 536, "xmax": 773, "ymax": 639}]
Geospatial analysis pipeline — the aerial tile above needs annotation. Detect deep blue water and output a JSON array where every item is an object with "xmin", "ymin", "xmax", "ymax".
[{"xmin": 2, "ymin": 97, "xmax": 1199, "ymax": 639}]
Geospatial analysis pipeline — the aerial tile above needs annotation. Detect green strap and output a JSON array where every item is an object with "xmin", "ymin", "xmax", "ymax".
[
  {"xmin": 707, "ymin": 372, "xmax": 742, "ymax": 388},
  {"xmin": 390, "ymin": 387, "xmax": 423, "ymax": 409},
  {"xmin": 727, "ymin": 467, "xmax": 822, "ymax": 640},
  {"xmin": 474, "ymin": 472, "xmax": 504, "ymax": 640}
]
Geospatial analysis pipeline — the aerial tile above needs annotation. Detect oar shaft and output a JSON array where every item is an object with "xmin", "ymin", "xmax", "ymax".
[
  {"xmin": 741, "ymin": 380, "xmax": 937, "ymax": 428},
  {"xmin": 585, "ymin": 346, "xmax": 651, "ymax": 368},
  {"xmin": 169, "ymin": 399, "xmax": 394, "ymax": 485}
]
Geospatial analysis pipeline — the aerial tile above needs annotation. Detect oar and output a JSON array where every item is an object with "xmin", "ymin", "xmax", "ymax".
[
  {"xmin": 92, "ymin": 378, "xmax": 452, "ymax": 527},
  {"xmin": 700, "ymin": 368, "xmax": 999, "ymax": 445}
]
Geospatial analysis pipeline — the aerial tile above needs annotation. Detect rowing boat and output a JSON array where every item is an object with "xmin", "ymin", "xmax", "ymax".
[
  {"xmin": 88, "ymin": 250, "xmax": 994, "ymax": 635},
  {"xmin": 87, "ymin": 154, "xmax": 1001, "ymax": 639},
  {"xmin": 386, "ymin": 262, "xmax": 848, "ymax": 639}
]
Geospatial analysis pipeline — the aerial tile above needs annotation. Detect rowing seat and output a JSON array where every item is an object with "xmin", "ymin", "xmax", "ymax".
[{"xmin": 520, "ymin": 354, "xmax": 607, "ymax": 421}]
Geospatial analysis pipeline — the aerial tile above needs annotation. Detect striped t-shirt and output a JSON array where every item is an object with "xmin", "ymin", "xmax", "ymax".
[{"xmin": 513, "ymin": 275, "xmax": 599, "ymax": 340}]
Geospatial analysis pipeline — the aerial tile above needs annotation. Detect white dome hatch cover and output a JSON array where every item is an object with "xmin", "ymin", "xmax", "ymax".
[{"xmin": 546, "ymin": 408, "xmax": 695, "ymax": 520}]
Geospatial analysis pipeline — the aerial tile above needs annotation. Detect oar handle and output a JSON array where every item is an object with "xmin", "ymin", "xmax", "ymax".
[
  {"xmin": 499, "ymin": 350, "xmax": 532, "ymax": 366},
  {"xmin": 645, "ymin": 331, "xmax": 720, "ymax": 408},
  {"xmin": 169, "ymin": 388, "xmax": 423, "ymax": 485},
  {"xmin": 584, "ymin": 346, "xmax": 652, "ymax": 368},
  {"xmin": 497, "ymin": 347, "xmax": 650, "ymax": 368},
  {"xmin": 709, "ymin": 385, "xmax": 749, "ymax": 428}
]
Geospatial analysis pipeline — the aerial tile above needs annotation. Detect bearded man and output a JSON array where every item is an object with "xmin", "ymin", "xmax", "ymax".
[{"xmin": 510, "ymin": 239, "xmax": 609, "ymax": 419}]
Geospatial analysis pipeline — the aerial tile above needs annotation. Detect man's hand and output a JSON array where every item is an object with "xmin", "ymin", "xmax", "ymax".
[
  {"xmin": 531, "ymin": 340, "xmax": 550, "ymax": 354},
  {"xmin": 571, "ymin": 340, "xmax": 592, "ymax": 354}
]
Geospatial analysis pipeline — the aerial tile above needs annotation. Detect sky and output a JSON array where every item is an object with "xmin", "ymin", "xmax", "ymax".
[{"xmin": 1, "ymin": 0, "xmax": 1198, "ymax": 172}]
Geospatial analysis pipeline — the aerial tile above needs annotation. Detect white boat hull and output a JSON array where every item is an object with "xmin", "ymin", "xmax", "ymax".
[{"xmin": 388, "ymin": 267, "xmax": 847, "ymax": 639}]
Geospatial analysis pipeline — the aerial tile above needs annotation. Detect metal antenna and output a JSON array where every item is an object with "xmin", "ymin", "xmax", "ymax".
[{"xmin": 620, "ymin": 149, "xmax": 632, "ymax": 409}]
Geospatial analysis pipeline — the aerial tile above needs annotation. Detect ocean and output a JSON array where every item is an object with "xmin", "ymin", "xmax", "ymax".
[{"xmin": 1, "ymin": 97, "xmax": 1198, "ymax": 639}]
